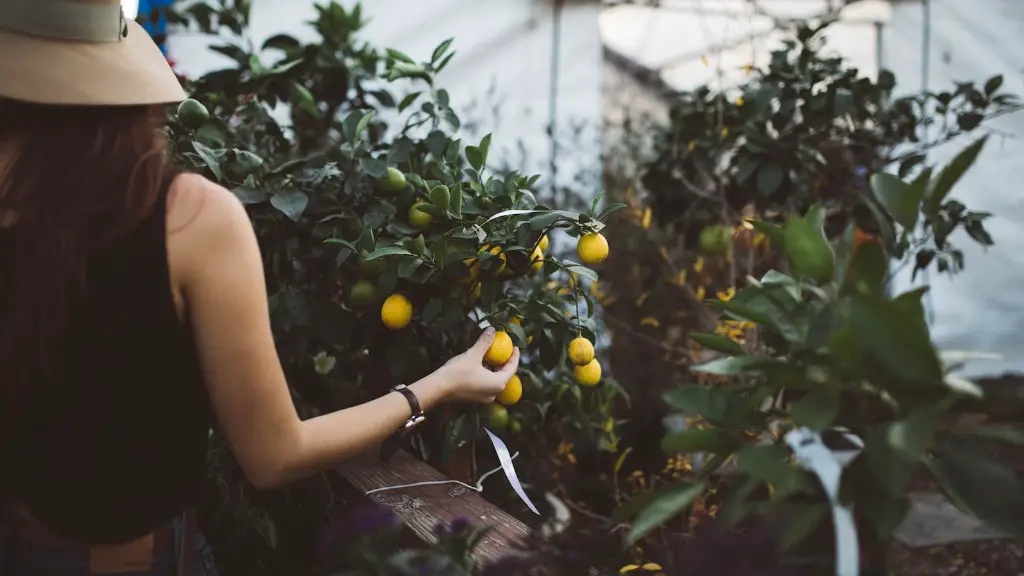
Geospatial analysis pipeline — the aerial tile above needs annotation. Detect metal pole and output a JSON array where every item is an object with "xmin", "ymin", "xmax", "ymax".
[
  {"xmin": 920, "ymin": 0, "xmax": 936, "ymax": 325},
  {"xmin": 548, "ymin": 0, "xmax": 564, "ymax": 200}
]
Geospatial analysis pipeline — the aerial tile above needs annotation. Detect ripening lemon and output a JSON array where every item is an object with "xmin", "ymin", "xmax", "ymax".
[
  {"xmin": 378, "ymin": 167, "xmax": 407, "ymax": 192},
  {"xmin": 698, "ymin": 225, "xmax": 732, "ymax": 254},
  {"xmin": 577, "ymin": 232, "xmax": 609, "ymax": 265},
  {"xmin": 485, "ymin": 404, "xmax": 509, "ymax": 431},
  {"xmin": 497, "ymin": 374, "xmax": 523, "ymax": 406},
  {"xmin": 538, "ymin": 234, "xmax": 550, "ymax": 252},
  {"xmin": 408, "ymin": 203, "xmax": 433, "ymax": 229},
  {"xmin": 574, "ymin": 358, "xmax": 602, "ymax": 387},
  {"xmin": 380, "ymin": 294, "xmax": 412, "ymax": 330},
  {"xmin": 567, "ymin": 336, "xmax": 595, "ymax": 366},
  {"xmin": 484, "ymin": 330, "xmax": 514, "ymax": 367},
  {"xmin": 530, "ymin": 246, "xmax": 544, "ymax": 272}
]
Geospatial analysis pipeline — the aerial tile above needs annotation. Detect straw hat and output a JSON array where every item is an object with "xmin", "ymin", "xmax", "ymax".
[{"xmin": 0, "ymin": 0, "xmax": 186, "ymax": 105}]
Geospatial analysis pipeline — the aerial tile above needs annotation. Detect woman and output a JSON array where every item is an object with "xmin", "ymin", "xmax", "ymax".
[{"xmin": 0, "ymin": 2, "xmax": 519, "ymax": 574}]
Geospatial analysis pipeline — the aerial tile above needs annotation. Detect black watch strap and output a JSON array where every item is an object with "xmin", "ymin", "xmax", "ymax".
[{"xmin": 380, "ymin": 384, "xmax": 426, "ymax": 462}]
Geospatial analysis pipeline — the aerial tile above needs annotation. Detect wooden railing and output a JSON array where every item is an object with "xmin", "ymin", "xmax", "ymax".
[{"xmin": 335, "ymin": 448, "xmax": 531, "ymax": 565}]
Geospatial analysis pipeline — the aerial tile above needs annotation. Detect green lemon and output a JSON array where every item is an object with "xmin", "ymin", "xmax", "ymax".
[
  {"xmin": 408, "ymin": 203, "xmax": 434, "ymax": 229},
  {"xmin": 378, "ymin": 167, "xmax": 407, "ymax": 193},
  {"xmin": 176, "ymin": 98, "xmax": 210, "ymax": 129},
  {"xmin": 484, "ymin": 404, "xmax": 509, "ymax": 431},
  {"xmin": 698, "ymin": 225, "xmax": 733, "ymax": 254},
  {"xmin": 349, "ymin": 279, "xmax": 379, "ymax": 307}
]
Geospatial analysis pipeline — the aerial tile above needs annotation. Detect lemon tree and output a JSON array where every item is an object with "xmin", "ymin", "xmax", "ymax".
[{"xmin": 165, "ymin": 4, "xmax": 626, "ymax": 554}]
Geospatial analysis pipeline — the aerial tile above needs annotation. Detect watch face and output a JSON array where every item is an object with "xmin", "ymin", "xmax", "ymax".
[{"xmin": 402, "ymin": 414, "xmax": 426, "ymax": 431}]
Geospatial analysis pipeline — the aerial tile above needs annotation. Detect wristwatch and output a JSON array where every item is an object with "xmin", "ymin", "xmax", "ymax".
[{"xmin": 380, "ymin": 384, "xmax": 426, "ymax": 462}]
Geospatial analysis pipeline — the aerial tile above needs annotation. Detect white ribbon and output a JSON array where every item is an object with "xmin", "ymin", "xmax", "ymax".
[
  {"xmin": 484, "ymin": 427, "xmax": 540, "ymax": 515},
  {"xmin": 784, "ymin": 427, "xmax": 864, "ymax": 576}
]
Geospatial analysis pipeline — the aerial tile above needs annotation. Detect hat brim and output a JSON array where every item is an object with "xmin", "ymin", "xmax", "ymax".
[{"xmin": 0, "ymin": 20, "xmax": 186, "ymax": 106}]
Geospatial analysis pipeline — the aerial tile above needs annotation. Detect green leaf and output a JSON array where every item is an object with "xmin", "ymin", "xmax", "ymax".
[
  {"xmin": 928, "ymin": 437, "xmax": 1024, "ymax": 537},
  {"xmin": 269, "ymin": 190, "xmax": 308, "ymax": 222},
  {"xmin": 735, "ymin": 444, "xmax": 798, "ymax": 489},
  {"xmin": 984, "ymin": 74, "xmax": 1004, "ymax": 96},
  {"xmin": 661, "ymin": 428, "xmax": 740, "ymax": 454},
  {"xmin": 870, "ymin": 172, "xmax": 922, "ymax": 229},
  {"xmin": 364, "ymin": 245, "xmax": 415, "ymax": 260},
  {"xmin": 790, "ymin": 389, "xmax": 839, "ymax": 431},
  {"xmin": 756, "ymin": 163, "xmax": 785, "ymax": 195},
  {"xmin": 450, "ymin": 182, "xmax": 463, "ymax": 218},
  {"xmin": 833, "ymin": 88, "xmax": 854, "ymax": 117},
  {"xmin": 887, "ymin": 400, "xmax": 949, "ymax": 459},
  {"xmin": 928, "ymin": 136, "xmax": 987, "ymax": 209},
  {"xmin": 233, "ymin": 186, "xmax": 268, "ymax": 205},
  {"xmin": 663, "ymin": 385, "xmax": 762, "ymax": 429},
  {"xmin": 626, "ymin": 482, "xmax": 706, "ymax": 544},
  {"xmin": 191, "ymin": 140, "xmax": 224, "ymax": 181},
  {"xmin": 566, "ymin": 265, "xmax": 598, "ymax": 283},
  {"xmin": 848, "ymin": 294, "xmax": 943, "ymax": 386},
  {"xmin": 398, "ymin": 91, "xmax": 422, "ymax": 113},
  {"xmin": 692, "ymin": 355, "xmax": 779, "ymax": 376},
  {"xmin": 779, "ymin": 503, "xmax": 828, "ymax": 549},
  {"xmin": 748, "ymin": 219, "xmax": 785, "ymax": 247},
  {"xmin": 431, "ymin": 38, "xmax": 454, "ymax": 63},
  {"xmin": 386, "ymin": 48, "xmax": 415, "ymax": 63},
  {"xmin": 465, "ymin": 146, "xmax": 484, "ymax": 171},
  {"xmin": 689, "ymin": 332, "xmax": 745, "ymax": 355},
  {"xmin": 783, "ymin": 211, "xmax": 834, "ymax": 283},
  {"xmin": 359, "ymin": 157, "xmax": 387, "ymax": 178},
  {"xmin": 613, "ymin": 482, "xmax": 684, "ymax": 523},
  {"xmin": 354, "ymin": 110, "xmax": 375, "ymax": 142}
]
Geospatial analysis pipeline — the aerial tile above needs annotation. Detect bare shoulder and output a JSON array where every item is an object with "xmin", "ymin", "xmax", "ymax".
[
  {"xmin": 165, "ymin": 172, "xmax": 259, "ymax": 293},
  {"xmin": 166, "ymin": 172, "xmax": 249, "ymax": 237}
]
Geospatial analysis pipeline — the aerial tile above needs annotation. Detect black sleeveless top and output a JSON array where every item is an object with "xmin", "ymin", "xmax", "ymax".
[{"xmin": 5, "ymin": 175, "xmax": 212, "ymax": 545}]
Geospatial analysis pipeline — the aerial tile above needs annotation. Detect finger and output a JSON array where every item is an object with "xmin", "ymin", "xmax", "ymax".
[
  {"xmin": 469, "ymin": 327, "xmax": 497, "ymax": 359},
  {"xmin": 496, "ymin": 347, "xmax": 521, "ymax": 379}
]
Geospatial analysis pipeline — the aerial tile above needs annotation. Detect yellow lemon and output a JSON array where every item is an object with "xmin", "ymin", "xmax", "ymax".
[
  {"xmin": 484, "ymin": 330, "xmax": 514, "ymax": 367},
  {"xmin": 530, "ymin": 246, "xmax": 544, "ymax": 272},
  {"xmin": 538, "ymin": 234, "xmax": 550, "ymax": 252},
  {"xmin": 568, "ymin": 337, "xmax": 595, "ymax": 366},
  {"xmin": 574, "ymin": 358, "xmax": 602, "ymax": 387},
  {"xmin": 577, "ymin": 232, "xmax": 609, "ymax": 265},
  {"xmin": 481, "ymin": 244, "xmax": 507, "ymax": 275},
  {"xmin": 380, "ymin": 294, "xmax": 412, "ymax": 329},
  {"xmin": 497, "ymin": 374, "xmax": 523, "ymax": 405}
]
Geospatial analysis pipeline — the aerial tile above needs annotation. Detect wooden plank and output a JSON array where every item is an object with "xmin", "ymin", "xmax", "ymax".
[{"xmin": 337, "ymin": 449, "xmax": 531, "ymax": 565}]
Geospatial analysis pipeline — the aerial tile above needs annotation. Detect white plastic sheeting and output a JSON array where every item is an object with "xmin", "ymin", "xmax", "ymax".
[
  {"xmin": 601, "ymin": 0, "xmax": 1024, "ymax": 377},
  {"xmin": 167, "ymin": 0, "xmax": 603, "ymax": 187},
  {"xmin": 884, "ymin": 0, "xmax": 1024, "ymax": 378}
]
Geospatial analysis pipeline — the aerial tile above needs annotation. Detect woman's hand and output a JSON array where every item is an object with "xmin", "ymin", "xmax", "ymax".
[{"xmin": 436, "ymin": 328, "xmax": 521, "ymax": 403}]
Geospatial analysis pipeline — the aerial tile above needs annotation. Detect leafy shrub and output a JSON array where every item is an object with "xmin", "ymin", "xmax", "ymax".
[
  {"xmin": 640, "ymin": 20, "xmax": 1017, "ymax": 279},
  {"xmin": 163, "ymin": 1, "xmax": 623, "ymax": 572},
  {"xmin": 620, "ymin": 155, "xmax": 1024, "ymax": 571}
]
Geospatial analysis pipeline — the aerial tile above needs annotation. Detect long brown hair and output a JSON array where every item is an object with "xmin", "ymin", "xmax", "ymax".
[{"xmin": 0, "ymin": 98, "xmax": 170, "ymax": 420}]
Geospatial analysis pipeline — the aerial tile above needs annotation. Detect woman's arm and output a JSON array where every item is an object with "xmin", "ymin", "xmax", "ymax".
[{"xmin": 167, "ymin": 175, "xmax": 518, "ymax": 489}]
